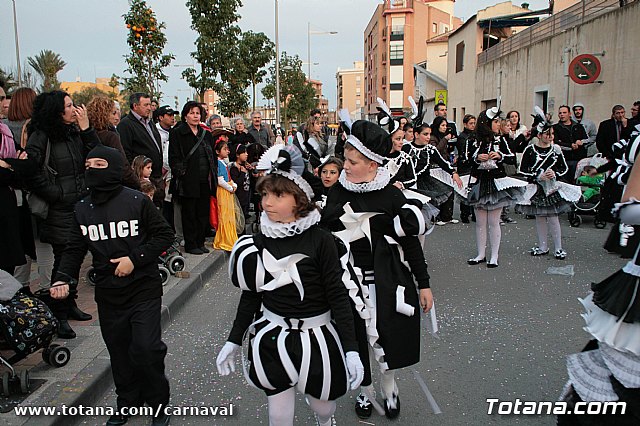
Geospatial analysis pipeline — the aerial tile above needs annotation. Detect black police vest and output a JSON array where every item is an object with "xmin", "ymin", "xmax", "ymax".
[{"xmin": 75, "ymin": 187, "xmax": 147, "ymax": 288}]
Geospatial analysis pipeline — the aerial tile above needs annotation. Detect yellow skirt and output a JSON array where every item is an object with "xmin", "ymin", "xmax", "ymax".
[{"xmin": 213, "ymin": 184, "xmax": 238, "ymax": 251}]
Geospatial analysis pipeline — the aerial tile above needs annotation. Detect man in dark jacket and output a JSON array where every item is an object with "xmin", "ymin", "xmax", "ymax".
[
  {"xmin": 117, "ymin": 93, "xmax": 164, "ymax": 207},
  {"xmin": 50, "ymin": 145, "xmax": 173, "ymax": 426},
  {"xmin": 553, "ymin": 105, "xmax": 588, "ymax": 181},
  {"xmin": 597, "ymin": 105, "xmax": 629, "ymax": 158},
  {"xmin": 247, "ymin": 111, "xmax": 275, "ymax": 148}
]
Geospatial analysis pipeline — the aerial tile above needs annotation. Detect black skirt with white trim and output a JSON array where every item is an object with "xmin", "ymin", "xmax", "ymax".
[{"xmin": 244, "ymin": 309, "xmax": 349, "ymax": 400}]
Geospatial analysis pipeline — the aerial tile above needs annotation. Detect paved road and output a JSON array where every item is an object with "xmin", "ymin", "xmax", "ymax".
[{"xmin": 86, "ymin": 213, "xmax": 625, "ymax": 425}]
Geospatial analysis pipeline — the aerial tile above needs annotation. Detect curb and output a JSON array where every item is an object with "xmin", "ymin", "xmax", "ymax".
[{"xmin": 25, "ymin": 251, "xmax": 226, "ymax": 426}]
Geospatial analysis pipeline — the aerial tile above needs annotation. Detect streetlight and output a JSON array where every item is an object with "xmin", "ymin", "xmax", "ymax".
[
  {"xmin": 307, "ymin": 23, "xmax": 337, "ymax": 79},
  {"xmin": 11, "ymin": 0, "xmax": 21, "ymax": 86},
  {"xmin": 275, "ymin": 0, "xmax": 281, "ymax": 127}
]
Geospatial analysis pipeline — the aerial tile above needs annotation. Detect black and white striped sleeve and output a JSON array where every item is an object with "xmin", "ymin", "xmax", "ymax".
[{"xmin": 228, "ymin": 235, "xmax": 267, "ymax": 292}]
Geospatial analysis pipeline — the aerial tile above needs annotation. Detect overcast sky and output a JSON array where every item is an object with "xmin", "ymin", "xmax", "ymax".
[{"xmin": 0, "ymin": 0, "xmax": 549, "ymax": 111}]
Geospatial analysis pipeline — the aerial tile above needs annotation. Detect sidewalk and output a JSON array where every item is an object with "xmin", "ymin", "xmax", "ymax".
[{"xmin": 0, "ymin": 246, "xmax": 226, "ymax": 426}]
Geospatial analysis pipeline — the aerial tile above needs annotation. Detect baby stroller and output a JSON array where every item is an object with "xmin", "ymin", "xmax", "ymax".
[
  {"xmin": 569, "ymin": 157, "xmax": 606, "ymax": 228},
  {"xmin": 0, "ymin": 271, "xmax": 71, "ymax": 396},
  {"xmin": 157, "ymin": 242, "xmax": 186, "ymax": 285}
]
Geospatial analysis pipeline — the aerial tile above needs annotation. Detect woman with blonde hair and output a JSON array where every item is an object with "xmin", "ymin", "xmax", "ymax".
[{"xmin": 303, "ymin": 116, "xmax": 327, "ymax": 168}]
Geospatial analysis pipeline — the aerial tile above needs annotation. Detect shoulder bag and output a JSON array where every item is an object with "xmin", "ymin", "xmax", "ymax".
[
  {"xmin": 27, "ymin": 139, "xmax": 57, "ymax": 220},
  {"xmin": 173, "ymin": 129, "xmax": 206, "ymax": 197}
]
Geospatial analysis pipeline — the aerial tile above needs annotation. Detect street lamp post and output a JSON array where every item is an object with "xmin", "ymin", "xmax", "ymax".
[
  {"xmin": 307, "ymin": 23, "xmax": 337, "ymax": 79},
  {"xmin": 11, "ymin": 0, "xmax": 21, "ymax": 86},
  {"xmin": 275, "ymin": 0, "xmax": 281, "ymax": 127}
]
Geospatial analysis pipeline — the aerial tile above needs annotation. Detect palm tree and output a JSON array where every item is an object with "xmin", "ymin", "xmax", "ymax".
[{"xmin": 28, "ymin": 50, "xmax": 67, "ymax": 92}]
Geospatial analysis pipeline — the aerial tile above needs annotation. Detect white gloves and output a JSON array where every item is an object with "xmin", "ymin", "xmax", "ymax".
[
  {"xmin": 345, "ymin": 351, "xmax": 364, "ymax": 390},
  {"xmin": 216, "ymin": 342, "xmax": 240, "ymax": 376}
]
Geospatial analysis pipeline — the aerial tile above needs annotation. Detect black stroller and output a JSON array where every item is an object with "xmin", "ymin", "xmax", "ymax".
[{"xmin": 0, "ymin": 272, "xmax": 70, "ymax": 396}]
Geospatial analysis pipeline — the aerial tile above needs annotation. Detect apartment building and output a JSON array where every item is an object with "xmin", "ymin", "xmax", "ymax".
[
  {"xmin": 336, "ymin": 61, "xmax": 365, "ymax": 120},
  {"xmin": 364, "ymin": 0, "xmax": 462, "ymax": 118}
]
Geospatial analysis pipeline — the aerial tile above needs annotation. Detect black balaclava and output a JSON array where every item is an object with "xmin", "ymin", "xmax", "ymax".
[{"xmin": 85, "ymin": 145, "xmax": 124, "ymax": 204}]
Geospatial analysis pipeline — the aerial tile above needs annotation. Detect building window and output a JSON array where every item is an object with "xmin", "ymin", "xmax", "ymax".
[
  {"xmin": 455, "ymin": 41, "xmax": 465, "ymax": 73},
  {"xmin": 356, "ymin": 76, "xmax": 361, "ymax": 83},
  {"xmin": 432, "ymin": 23, "xmax": 437, "ymax": 33},
  {"xmin": 356, "ymin": 100, "xmax": 361, "ymax": 107},
  {"xmin": 356, "ymin": 88, "xmax": 361, "ymax": 95},
  {"xmin": 390, "ymin": 42, "xmax": 404, "ymax": 60},
  {"xmin": 390, "ymin": 83, "xmax": 403, "ymax": 91}
]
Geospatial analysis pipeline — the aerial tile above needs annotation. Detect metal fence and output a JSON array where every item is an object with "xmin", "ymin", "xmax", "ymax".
[{"xmin": 477, "ymin": 0, "xmax": 637, "ymax": 66}]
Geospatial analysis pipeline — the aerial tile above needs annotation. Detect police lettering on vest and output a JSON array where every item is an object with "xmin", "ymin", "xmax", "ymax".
[{"xmin": 80, "ymin": 220, "xmax": 140, "ymax": 241}]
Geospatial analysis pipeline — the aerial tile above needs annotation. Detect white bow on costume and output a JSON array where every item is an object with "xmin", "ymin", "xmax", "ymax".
[
  {"xmin": 334, "ymin": 202, "xmax": 380, "ymax": 245},
  {"xmin": 259, "ymin": 249, "xmax": 308, "ymax": 300}
]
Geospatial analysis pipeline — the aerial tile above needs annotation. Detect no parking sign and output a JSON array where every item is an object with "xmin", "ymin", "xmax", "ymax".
[{"xmin": 569, "ymin": 54, "xmax": 601, "ymax": 85}]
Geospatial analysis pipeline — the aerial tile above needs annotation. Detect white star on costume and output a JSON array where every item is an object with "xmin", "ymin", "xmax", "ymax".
[
  {"xmin": 259, "ymin": 249, "xmax": 308, "ymax": 300},
  {"xmin": 334, "ymin": 202, "xmax": 380, "ymax": 245}
]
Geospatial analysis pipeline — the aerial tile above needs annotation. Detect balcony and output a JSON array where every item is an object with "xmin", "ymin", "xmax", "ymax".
[
  {"xmin": 384, "ymin": 0, "xmax": 413, "ymax": 15},
  {"xmin": 478, "ymin": 0, "xmax": 635, "ymax": 65}
]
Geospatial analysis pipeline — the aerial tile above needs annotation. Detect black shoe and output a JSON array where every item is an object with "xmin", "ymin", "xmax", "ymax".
[
  {"xmin": 57, "ymin": 320, "xmax": 76, "ymax": 339},
  {"xmin": 525, "ymin": 214, "xmax": 535, "ymax": 219},
  {"xmin": 467, "ymin": 257, "xmax": 486, "ymax": 265},
  {"xmin": 185, "ymin": 248, "xmax": 204, "ymax": 255},
  {"xmin": 487, "ymin": 262, "xmax": 499, "ymax": 268},
  {"xmin": 384, "ymin": 395, "xmax": 401, "ymax": 419},
  {"xmin": 151, "ymin": 414, "xmax": 170, "ymax": 426},
  {"xmin": 106, "ymin": 414, "xmax": 129, "ymax": 426},
  {"xmin": 355, "ymin": 392, "xmax": 372, "ymax": 419},
  {"xmin": 199, "ymin": 246, "xmax": 210, "ymax": 253},
  {"xmin": 69, "ymin": 305, "xmax": 92, "ymax": 321},
  {"xmin": 460, "ymin": 216, "xmax": 470, "ymax": 223}
]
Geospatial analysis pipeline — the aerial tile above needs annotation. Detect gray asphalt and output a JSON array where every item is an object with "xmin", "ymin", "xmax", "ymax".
[{"xmin": 85, "ymin": 212, "xmax": 626, "ymax": 425}]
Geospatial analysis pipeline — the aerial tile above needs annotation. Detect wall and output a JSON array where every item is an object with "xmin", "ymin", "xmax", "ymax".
[{"xmin": 475, "ymin": 1, "xmax": 639, "ymax": 126}]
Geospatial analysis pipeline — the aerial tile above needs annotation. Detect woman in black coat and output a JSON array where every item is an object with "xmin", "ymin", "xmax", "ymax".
[
  {"xmin": 0, "ymin": 123, "xmax": 28, "ymax": 274},
  {"xmin": 228, "ymin": 117, "xmax": 255, "ymax": 163},
  {"xmin": 25, "ymin": 91, "xmax": 101, "ymax": 338},
  {"xmin": 168, "ymin": 102, "xmax": 217, "ymax": 255}
]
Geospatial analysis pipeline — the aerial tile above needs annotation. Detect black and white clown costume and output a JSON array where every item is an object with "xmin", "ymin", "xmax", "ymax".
[
  {"xmin": 321, "ymin": 119, "xmax": 432, "ymax": 419},
  {"xmin": 216, "ymin": 145, "xmax": 363, "ymax": 426},
  {"xmin": 558, "ymin": 174, "xmax": 640, "ymax": 424}
]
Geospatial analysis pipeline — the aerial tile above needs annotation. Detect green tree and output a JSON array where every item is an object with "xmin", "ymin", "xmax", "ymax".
[
  {"xmin": 183, "ymin": 0, "xmax": 245, "ymax": 102},
  {"xmin": 122, "ymin": 0, "xmax": 173, "ymax": 100},
  {"xmin": 238, "ymin": 31, "xmax": 275, "ymax": 112},
  {"xmin": 71, "ymin": 86, "xmax": 111, "ymax": 106},
  {"xmin": 108, "ymin": 74, "xmax": 120, "ymax": 100},
  {"xmin": 262, "ymin": 52, "xmax": 316, "ymax": 128},
  {"xmin": 27, "ymin": 50, "xmax": 66, "ymax": 92}
]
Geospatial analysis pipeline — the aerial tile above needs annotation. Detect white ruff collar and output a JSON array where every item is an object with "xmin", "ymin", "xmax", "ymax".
[
  {"xmin": 338, "ymin": 167, "xmax": 390, "ymax": 193},
  {"xmin": 260, "ymin": 209, "xmax": 321, "ymax": 239}
]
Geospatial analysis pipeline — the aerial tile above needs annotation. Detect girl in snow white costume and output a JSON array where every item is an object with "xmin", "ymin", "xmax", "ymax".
[
  {"xmin": 216, "ymin": 145, "xmax": 364, "ymax": 426},
  {"xmin": 320, "ymin": 116, "xmax": 434, "ymax": 420},
  {"xmin": 557, "ymin": 130, "xmax": 640, "ymax": 425}
]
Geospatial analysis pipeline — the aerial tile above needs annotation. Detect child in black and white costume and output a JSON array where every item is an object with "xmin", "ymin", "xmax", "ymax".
[
  {"xmin": 321, "ymin": 117, "xmax": 434, "ymax": 420},
  {"xmin": 216, "ymin": 145, "xmax": 364, "ymax": 426},
  {"xmin": 518, "ymin": 108, "xmax": 582, "ymax": 260},
  {"xmin": 557, "ymin": 156, "xmax": 640, "ymax": 425},
  {"xmin": 400, "ymin": 97, "xmax": 463, "ymax": 211},
  {"xmin": 466, "ymin": 107, "xmax": 527, "ymax": 268}
]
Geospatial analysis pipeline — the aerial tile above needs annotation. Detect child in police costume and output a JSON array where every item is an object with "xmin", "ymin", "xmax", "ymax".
[
  {"xmin": 216, "ymin": 145, "xmax": 364, "ymax": 426},
  {"xmin": 50, "ymin": 145, "xmax": 174, "ymax": 426},
  {"xmin": 320, "ymin": 115, "xmax": 434, "ymax": 420}
]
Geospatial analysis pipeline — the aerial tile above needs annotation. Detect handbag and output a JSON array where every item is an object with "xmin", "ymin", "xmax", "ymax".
[
  {"xmin": 233, "ymin": 194, "xmax": 245, "ymax": 235},
  {"xmin": 27, "ymin": 139, "xmax": 56, "ymax": 220},
  {"xmin": 173, "ymin": 129, "xmax": 207, "ymax": 197}
]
